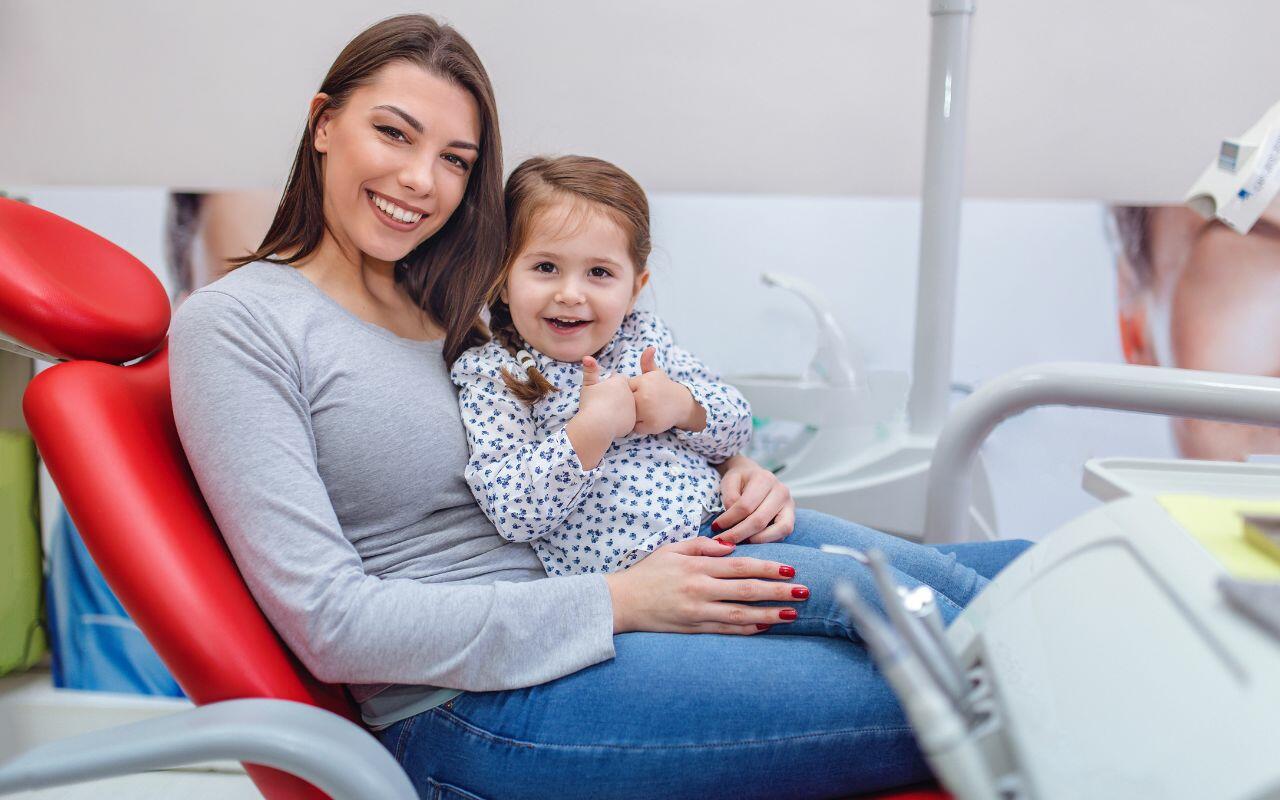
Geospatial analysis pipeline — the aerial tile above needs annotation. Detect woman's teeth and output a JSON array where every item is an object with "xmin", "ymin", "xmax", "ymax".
[{"xmin": 368, "ymin": 191, "xmax": 423, "ymax": 224}]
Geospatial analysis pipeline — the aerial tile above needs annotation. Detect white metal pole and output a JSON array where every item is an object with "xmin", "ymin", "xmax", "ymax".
[{"xmin": 907, "ymin": 0, "xmax": 975, "ymax": 436}]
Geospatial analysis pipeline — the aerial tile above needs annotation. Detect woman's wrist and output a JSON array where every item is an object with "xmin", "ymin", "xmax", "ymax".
[{"xmin": 603, "ymin": 571, "xmax": 634, "ymax": 633}]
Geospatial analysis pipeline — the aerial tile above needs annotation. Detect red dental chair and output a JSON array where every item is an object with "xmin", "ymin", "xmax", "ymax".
[{"xmin": 0, "ymin": 198, "xmax": 946, "ymax": 800}]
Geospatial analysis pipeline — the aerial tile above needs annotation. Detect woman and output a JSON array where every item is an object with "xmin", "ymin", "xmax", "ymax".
[{"xmin": 169, "ymin": 15, "xmax": 1030, "ymax": 799}]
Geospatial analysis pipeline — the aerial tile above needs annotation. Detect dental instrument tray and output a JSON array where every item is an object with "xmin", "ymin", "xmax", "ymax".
[{"xmin": 1082, "ymin": 456, "xmax": 1280, "ymax": 502}]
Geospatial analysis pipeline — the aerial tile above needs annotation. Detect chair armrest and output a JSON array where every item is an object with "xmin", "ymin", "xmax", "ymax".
[{"xmin": 0, "ymin": 698, "xmax": 415, "ymax": 799}]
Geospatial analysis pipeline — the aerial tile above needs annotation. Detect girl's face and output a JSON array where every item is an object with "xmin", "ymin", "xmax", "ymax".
[
  {"xmin": 502, "ymin": 199, "xmax": 649, "ymax": 362},
  {"xmin": 312, "ymin": 61, "xmax": 480, "ymax": 266}
]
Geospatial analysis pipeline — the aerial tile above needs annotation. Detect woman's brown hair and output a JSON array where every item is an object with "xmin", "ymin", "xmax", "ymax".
[
  {"xmin": 232, "ymin": 14, "xmax": 503, "ymax": 364},
  {"xmin": 491, "ymin": 155, "xmax": 652, "ymax": 405}
]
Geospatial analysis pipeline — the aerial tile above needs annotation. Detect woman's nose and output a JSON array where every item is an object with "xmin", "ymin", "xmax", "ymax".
[{"xmin": 399, "ymin": 156, "xmax": 437, "ymax": 198}]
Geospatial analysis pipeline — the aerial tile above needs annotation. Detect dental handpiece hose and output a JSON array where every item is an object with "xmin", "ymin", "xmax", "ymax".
[{"xmin": 836, "ymin": 583, "xmax": 997, "ymax": 800}]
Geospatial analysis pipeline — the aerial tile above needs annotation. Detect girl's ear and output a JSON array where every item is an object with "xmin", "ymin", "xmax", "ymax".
[
  {"xmin": 628, "ymin": 269, "xmax": 650, "ymax": 312},
  {"xmin": 310, "ymin": 94, "xmax": 333, "ymax": 154},
  {"xmin": 499, "ymin": 282, "xmax": 509, "ymax": 305}
]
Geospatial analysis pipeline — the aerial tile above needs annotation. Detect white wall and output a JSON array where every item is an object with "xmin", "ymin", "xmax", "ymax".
[
  {"xmin": 3, "ymin": 0, "xmax": 1280, "ymax": 201},
  {"xmin": 15, "ymin": 186, "xmax": 1171, "ymax": 539}
]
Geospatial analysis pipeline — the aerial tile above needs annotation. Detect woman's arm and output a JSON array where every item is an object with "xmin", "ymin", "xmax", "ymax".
[{"xmin": 170, "ymin": 291, "xmax": 615, "ymax": 690}]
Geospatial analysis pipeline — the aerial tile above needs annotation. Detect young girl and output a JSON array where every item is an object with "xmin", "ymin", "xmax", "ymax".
[{"xmin": 451, "ymin": 155, "xmax": 751, "ymax": 576}]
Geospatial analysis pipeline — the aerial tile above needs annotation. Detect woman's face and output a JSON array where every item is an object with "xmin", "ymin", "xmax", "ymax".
[
  {"xmin": 1119, "ymin": 205, "xmax": 1280, "ymax": 460},
  {"xmin": 312, "ymin": 61, "xmax": 481, "ymax": 266}
]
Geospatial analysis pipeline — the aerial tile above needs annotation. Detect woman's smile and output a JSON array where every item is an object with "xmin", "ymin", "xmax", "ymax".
[{"xmin": 365, "ymin": 188, "xmax": 427, "ymax": 231}]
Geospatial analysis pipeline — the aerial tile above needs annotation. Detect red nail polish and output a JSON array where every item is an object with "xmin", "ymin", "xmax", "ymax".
[
  {"xmin": 717, "ymin": 538, "xmax": 734, "ymax": 547},
  {"xmin": 710, "ymin": 522, "xmax": 723, "ymax": 533},
  {"xmin": 791, "ymin": 587, "xmax": 810, "ymax": 599},
  {"xmin": 778, "ymin": 565, "xmax": 795, "ymax": 578},
  {"xmin": 779, "ymin": 609, "xmax": 798, "ymax": 621},
  {"xmin": 755, "ymin": 624, "xmax": 771, "ymax": 631}
]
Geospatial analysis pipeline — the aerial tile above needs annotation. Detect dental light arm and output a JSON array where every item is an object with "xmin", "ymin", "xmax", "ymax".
[{"xmin": 923, "ymin": 362, "xmax": 1280, "ymax": 542}]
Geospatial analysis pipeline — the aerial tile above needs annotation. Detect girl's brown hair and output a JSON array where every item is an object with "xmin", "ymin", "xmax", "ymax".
[
  {"xmin": 232, "ymin": 14, "xmax": 504, "ymax": 364},
  {"xmin": 490, "ymin": 155, "xmax": 652, "ymax": 405}
]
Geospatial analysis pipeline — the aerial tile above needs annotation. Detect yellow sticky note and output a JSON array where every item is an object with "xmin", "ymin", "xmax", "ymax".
[{"xmin": 1158, "ymin": 495, "xmax": 1280, "ymax": 581}]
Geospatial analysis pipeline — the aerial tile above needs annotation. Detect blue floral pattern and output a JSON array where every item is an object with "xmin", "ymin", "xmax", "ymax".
[{"xmin": 451, "ymin": 311, "xmax": 752, "ymax": 575}]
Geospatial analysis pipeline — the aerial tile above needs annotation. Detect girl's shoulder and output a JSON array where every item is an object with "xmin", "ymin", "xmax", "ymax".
[
  {"xmin": 615, "ymin": 308, "xmax": 674, "ymax": 347},
  {"xmin": 450, "ymin": 338, "xmax": 518, "ymax": 384}
]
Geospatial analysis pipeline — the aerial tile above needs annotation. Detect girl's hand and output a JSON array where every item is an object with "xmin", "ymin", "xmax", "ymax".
[
  {"xmin": 628, "ymin": 346, "xmax": 706, "ymax": 435},
  {"xmin": 604, "ymin": 536, "xmax": 807, "ymax": 634},
  {"xmin": 567, "ymin": 356, "xmax": 636, "ymax": 469},
  {"xmin": 711, "ymin": 455, "xmax": 795, "ymax": 545}
]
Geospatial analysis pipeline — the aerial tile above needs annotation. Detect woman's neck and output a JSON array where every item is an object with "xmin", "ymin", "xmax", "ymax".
[{"xmin": 293, "ymin": 232, "xmax": 444, "ymax": 342}]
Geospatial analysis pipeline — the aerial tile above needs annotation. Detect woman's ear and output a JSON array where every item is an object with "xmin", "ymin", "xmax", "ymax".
[
  {"xmin": 310, "ymin": 94, "xmax": 333, "ymax": 154},
  {"xmin": 1118, "ymin": 303, "xmax": 1157, "ymax": 365}
]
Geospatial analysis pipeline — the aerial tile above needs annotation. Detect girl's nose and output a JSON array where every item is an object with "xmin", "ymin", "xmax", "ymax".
[
  {"xmin": 554, "ymin": 285, "xmax": 585, "ymax": 305},
  {"xmin": 555, "ymin": 280, "xmax": 586, "ymax": 305}
]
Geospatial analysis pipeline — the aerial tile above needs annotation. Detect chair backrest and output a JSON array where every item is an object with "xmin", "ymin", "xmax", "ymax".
[{"xmin": 2, "ymin": 198, "xmax": 358, "ymax": 800}]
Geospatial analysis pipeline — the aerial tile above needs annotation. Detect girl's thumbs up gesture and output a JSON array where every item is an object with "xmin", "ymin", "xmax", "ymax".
[
  {"xmin": 566, "ymin": 355, "xmax": 637, "ymax": 469},
  {"xmin": 628, "ymin": 346, "xmax": 706, "ymax": 435}
]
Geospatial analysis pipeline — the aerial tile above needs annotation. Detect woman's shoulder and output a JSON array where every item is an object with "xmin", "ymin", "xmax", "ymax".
[{"xmin": 171, "ymin": 262, "xmax": 315, "ymax": 359}]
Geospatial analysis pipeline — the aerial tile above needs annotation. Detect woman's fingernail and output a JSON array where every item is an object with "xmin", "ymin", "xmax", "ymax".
[
  {"xmin": 791, "ymin": 586, "xmax": 810, "ymax": 599},
  {"xmin": 755, "ymin": 624, "xmax": 771, "ymax": 631},
  {"xmin": 778, "ymin": 565, "xmax": 796, "ymax": 578},
  {"xmin": 716, "ymin": 537, "xmax": 734, "ymax": 547},
  {"xmin": 779, "ymin": 609, "xmax": 798, "ymax": 621},
  {"xmin": 710, "ymin": 522, "xmax": 723, "ymax": 533}
]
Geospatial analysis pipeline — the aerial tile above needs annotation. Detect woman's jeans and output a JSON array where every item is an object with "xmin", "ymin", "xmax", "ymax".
[{"xmin": 375, "ymin": 510, "xmax": 1033, "ymax": 800}]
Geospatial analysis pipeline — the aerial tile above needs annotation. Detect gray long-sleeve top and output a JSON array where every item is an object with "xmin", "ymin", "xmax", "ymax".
[{"xmin": 168, "ymin": 262, "xmax": 616, "ymax": 725}]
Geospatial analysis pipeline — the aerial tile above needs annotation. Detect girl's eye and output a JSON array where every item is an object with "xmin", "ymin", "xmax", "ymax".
[
  {"xmin": 375, "ymin": 124, "xmax": 407, "ymax": 142},
  {"xmin": 443, "ymin": 153, "xmax": 472, "ymax": 172},
  {"xmin": 589, "ymin": 266, "xmax": 613, "ymax": 278},
  {"xmin": 534, "ymin": 262, "xmax": 556, "ymax": 274}
]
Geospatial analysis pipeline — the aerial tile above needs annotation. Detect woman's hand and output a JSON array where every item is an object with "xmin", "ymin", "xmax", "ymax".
[
  {"xmin": 604, "ymin": 537, "xmax": 806, "ymax": 634},
  {"xmin": 711, "ymin": 454, "xmax": 795, "ymax": 545}
]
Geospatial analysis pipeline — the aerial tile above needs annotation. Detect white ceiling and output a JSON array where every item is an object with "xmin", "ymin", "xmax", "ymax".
[{"xmin": 2, "ymin": 0, "xmax": 1277, "ymax": 201}]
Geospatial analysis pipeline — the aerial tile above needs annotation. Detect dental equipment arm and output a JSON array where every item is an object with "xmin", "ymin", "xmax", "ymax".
[
  {"xmin": 923, "ymin": 362, "xmax": 1280, "ymax": 542},
  {"xmin": 0, "ymin": 699, "xmax": 416, "ymax": 799}
]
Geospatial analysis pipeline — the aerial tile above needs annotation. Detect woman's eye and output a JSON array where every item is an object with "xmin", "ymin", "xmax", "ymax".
[
  {"xmin": 375, "ymin": 124, "xmax": 407, "ymax": 142},
  {"xmin": 443, "ymin": 153, "xmax": 472, "ymax": 171},
  {"xmin": 534, "ymin": 262, "xmax": 556, "ymax": 273},
  {"xmin": 589, "ymin": 266, "xmax": 613, "ymax": 278}
]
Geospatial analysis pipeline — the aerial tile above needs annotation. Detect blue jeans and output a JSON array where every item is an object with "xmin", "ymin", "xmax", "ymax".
[{"xmin": 375, "ymin": 510, "xmax": 1033, "ymax": 799}]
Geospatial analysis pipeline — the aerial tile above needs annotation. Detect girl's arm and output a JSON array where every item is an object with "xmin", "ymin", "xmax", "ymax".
[
  {"xmin": 645, "ymin": 314, "xmax": 753, "ymax": 462},
  {"xmin": 452, "ymin": 349, "xmax": 601, "ymax": 542}
]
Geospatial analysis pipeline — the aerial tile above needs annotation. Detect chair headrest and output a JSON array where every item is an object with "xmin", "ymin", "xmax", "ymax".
[{"xmin": 0, "ymin": 197, "xmax": 170, "ymax": 363}]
